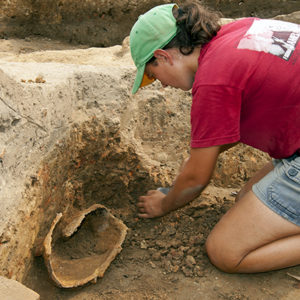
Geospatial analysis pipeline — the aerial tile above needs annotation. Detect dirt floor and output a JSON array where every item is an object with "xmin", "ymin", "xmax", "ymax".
[
  {"xmin": 1, "ymin": 6, "xmax": 300, "ymax": 300},
  {"xmin": 21, "ymin": 136, "xmax": 300, "ymax": 299},
  {"xmin": 23, "ymin": 158, "xmax": 300, "ymax": 300},
  {"xmin": 23, "ymin": 179, "xmax": 300, "ymax": 300}
]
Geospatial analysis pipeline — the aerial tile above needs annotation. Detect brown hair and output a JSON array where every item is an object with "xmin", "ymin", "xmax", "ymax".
[{"xmin": 149, "ymin": 2, "xmax": 221, "ymax": 63}]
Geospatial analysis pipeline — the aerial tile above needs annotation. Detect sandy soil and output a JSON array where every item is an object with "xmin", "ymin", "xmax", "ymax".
[{"xmin": 1, "ymin": 14, "xmax": 300, "ymax": 300}]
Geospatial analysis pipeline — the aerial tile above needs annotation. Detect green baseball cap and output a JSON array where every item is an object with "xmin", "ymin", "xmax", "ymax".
[{"xmin": 130, "ymin": 3, "xmax": 178, "ymax": 94}]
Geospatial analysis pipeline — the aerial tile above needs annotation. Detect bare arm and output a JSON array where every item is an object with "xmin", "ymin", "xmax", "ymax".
[{"xmin": 138, "ymin": 145, "xmax": 221, "ymax": 218}]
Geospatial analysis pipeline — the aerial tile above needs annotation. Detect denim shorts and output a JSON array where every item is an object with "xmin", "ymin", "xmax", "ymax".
[{"xmin": 252, "ymin": 154, "xmax": 300, "ymax": 226}]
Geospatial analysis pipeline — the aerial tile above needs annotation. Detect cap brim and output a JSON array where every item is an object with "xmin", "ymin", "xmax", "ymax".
[{"xmin": 132, "ymin": 64, "xmax": 155, "ymax": 94}]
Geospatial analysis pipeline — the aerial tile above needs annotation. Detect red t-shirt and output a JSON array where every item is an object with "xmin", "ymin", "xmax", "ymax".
[{"xmin": 191, "ymin": 18, "xmax": 300, "ymax": 159}]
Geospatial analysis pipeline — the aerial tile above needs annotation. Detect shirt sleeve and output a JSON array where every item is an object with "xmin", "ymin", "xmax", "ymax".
[{"xmin": 190, "ymin": 84, "xmax": 242, "ymax": 148}]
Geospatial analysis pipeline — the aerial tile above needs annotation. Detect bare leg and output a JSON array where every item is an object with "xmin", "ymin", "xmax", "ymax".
[{"xmin": 206, "ymin": 189, "xmax": 300, "ymax": 273}]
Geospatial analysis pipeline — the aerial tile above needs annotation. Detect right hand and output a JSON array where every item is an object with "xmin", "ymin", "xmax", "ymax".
[{"xmin": 137, "ymin": 190, "xmax": 166, "ymax": 218}]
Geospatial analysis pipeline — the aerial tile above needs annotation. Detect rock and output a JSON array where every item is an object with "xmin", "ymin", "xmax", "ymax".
[
  {"xmin": 140, "ymin": 240, "xmax": 148, "ymax": 249},
  {"xmin": 179, "ymin": 246, "xmax": 189, "ymax": 253},
  {"xmin": 170, "ymin": 249, "xmax": 184, "ymax": 261},
  {"xmin": 151, "ymin": 252, "xmax": 161, "ymax": 261},
  {"xmin": 162, "ymin": 258, "xmax": 179, "ymax": 274},
  {"xmin": 188, "ymin": 235, "xmax": 204, "ymax": 246},
  {"xmin": 162, "ymin": 225, "xmax": 176, "ymax": 236},
  {"xmin": 155, "ymin": 240, "xmax": 166, "ymax": 249},
  {"xmin": 182, "ymin": 266, "xmax": 194, "ymax": 277},
  {"xmin": 169, "ymin": 239, "xmax": 182, "ymax": 248},
  {"xmin": 185, "ymin": 255, "xmax": 196, "ymax": 268},
  {"xmin": 162, "ymin": 259, "xmax": 173, "ymax": 273},
  {"xmin": 149, "ymin": 261, "xmax": 156, "ymax": 269},
  {"xmin": 194, "ymin": 265, "xmax": 205, "ymax": 277},
  {"xmin": 171, "ymin": 265, "xmax": 180, "ymax": 273},
  {"xmin": 0, "ymin": 276, "xmax": 40, "ymax": 300}
]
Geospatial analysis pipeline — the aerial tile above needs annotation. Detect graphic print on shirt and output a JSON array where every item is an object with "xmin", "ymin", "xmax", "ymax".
[{"xmin": 237, "ymin": 19, "xmax": 300, "ymax": 61}]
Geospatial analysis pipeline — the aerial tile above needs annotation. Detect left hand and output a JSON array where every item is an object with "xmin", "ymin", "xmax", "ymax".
[{"xmin": 137, "ymin": 190, "xmax": 166, "ymax": 218}]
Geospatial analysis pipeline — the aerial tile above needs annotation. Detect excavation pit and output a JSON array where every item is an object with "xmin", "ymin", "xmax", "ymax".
[{"xmin": 24, "ymin": 117, "xmax": 174, "ymax": 289}]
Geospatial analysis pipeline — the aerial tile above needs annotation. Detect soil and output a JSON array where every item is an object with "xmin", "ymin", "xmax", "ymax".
[
  {"xmin": 0, "ymin": 3, "xmax": 300, "ymax": 300},
  {"xmin": 24, "ymin": 167, "xmax": 300, "ymax": 300}
]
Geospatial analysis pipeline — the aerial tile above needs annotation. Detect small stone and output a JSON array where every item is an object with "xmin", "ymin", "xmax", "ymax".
[
  {"xmin": 192, "ymin": 210, "xmax": 205, "ymax": 218},
  {"xmin": 182, "ymin": 266, "xmax": 193, "ymax": 277},
  {"xmin": 185, "ymin": 255, "xmax": 196, "ymax": 268},
  {"xmin": 162, "ymin": 225, "xmax": 176, "ymax": 236},
  {"xmin": 170, "ymin": 239, "xmax": 181, "ymax": 248},
  {"xmin": 160, "ymin": 249, "xmax": 169, "ymax": 256},
  {"xmin": 189, "ymin": 235, "xmax": 204, "ymax": 246},
  {"xmin": 163, "ymin": 260, "xmax": 173, "ymax": 273},
  {"xmin": 151, "ymin": 252, "xmax": 161, "ymax": 261},
  {"xmin": 155, "ymin": 240, "xmax": 165, "ymax": 248},
  {"xmin": 194, "ymin": 265, "xmax": 204, "ymax": 277},
  {"xmin": 147, "ymin": 247, "xmax": 156, "ymax": 255},
  {"xmin": 171, "ymin": 265, "xmax": 180, "ymax": 273},
  {"xmin": 170, "ymin": 249, "xmax": 184, "ymax": 260},
  {"xmin": 193, "ymin": 235, "xmax": 204, "ymax": 245},
  {"xmin": 179, "ymin": 246, "xmax": 189, "ymax": 252},
  {"xmin": 140, "ymin": 240, "xmax": 147, "ymax": 249},
  {"xmin": 184, "ymin": 207, "xmax": 194, "ymax": 216}
]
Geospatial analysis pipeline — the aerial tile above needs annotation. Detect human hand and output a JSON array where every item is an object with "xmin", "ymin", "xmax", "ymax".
[{"xmin": 137, "ymin": 190, "xmax": 166, "ymax": 218}]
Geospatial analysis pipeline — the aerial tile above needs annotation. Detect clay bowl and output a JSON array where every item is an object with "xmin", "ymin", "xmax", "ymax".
[{"xmin": 42, "ymin": 204, "xmax": 128, "ymax": 288}]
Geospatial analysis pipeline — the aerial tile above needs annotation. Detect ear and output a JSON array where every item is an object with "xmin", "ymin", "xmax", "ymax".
[{"xmin": 153, "ymin": 49, "xmax": 173, "ymax": 65}]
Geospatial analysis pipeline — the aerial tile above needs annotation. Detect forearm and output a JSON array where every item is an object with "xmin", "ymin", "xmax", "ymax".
[
  {"xmin": 161, "ymin": 147, "xmax": 221, "ymax": 214},
  {"xmin": 137, "ymin": 146, "xmax": 220, "ymax": 219}
]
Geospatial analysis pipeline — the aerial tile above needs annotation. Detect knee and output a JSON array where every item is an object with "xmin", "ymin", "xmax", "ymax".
[{"xmin": 205, "ymin": 233, "xmax": 241, "ymax": 273}]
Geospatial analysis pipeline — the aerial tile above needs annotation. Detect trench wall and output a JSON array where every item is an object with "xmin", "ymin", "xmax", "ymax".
[{"xmin": 1, "ymin": 0, "xmax": 300, "ymax": 46}]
